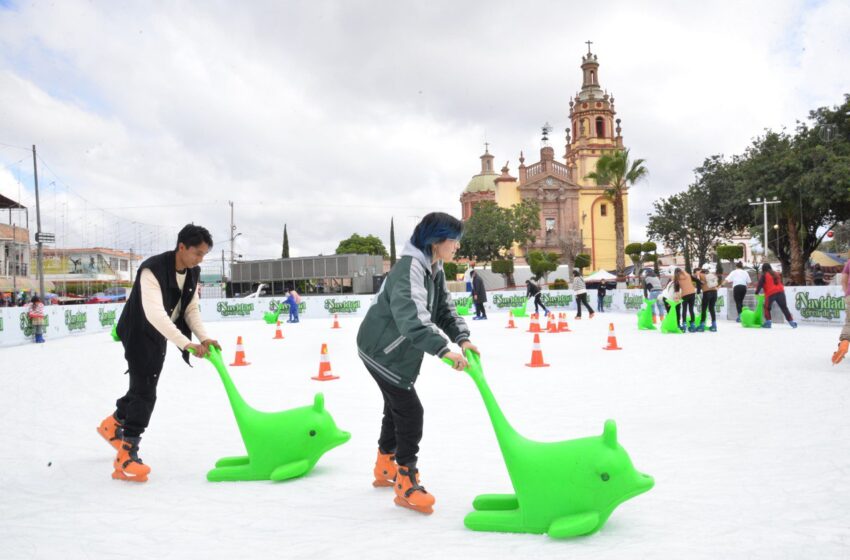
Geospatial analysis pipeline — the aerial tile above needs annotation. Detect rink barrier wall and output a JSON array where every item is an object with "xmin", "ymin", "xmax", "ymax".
[{"xmin": 0, "ymin": 287, "xmax": 845, "ymax": 347}]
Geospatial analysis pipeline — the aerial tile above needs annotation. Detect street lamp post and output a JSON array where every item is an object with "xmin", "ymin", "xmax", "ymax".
[{"xmin": 748, "ymin": 197, "xmax": 781, "ymax": 262}]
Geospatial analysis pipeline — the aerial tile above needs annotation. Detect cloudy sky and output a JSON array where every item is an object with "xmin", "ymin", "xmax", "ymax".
[{"xmin": 1, "ymin": 0, "xmax": 848, "ymax": 265}]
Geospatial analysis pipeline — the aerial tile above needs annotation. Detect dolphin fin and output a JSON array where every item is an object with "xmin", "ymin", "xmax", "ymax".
[
  {"xmin": 548, "ymin": 512, "xmax": 600, "ymax": 538},
  {"xmin": 270, "ymin": 459, "xmax": 311, "ymax": 481}
]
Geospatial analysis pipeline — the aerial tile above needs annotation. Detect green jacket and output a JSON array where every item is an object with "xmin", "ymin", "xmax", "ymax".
[{"xmin": 357, "ymin": 241, "xmax": 470, "ymax": 390}]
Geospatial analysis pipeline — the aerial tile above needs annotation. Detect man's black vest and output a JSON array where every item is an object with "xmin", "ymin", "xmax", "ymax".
[{"xmin": 117, "ymin": 250, "xmax": 200, "ymax": 367}]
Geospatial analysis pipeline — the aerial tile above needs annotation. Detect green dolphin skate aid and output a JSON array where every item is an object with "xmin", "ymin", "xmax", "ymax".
[
  {"xmin": 197, "ymin": 346, "xmax": 350, "ymax": 482},
  {"xmin": 739, "ymin": 294, "xmax": 764, "ymax": 328},
  {"xmin": 110, "ymin": 324, "xmax": 120, "ymax": 342},
  {"xmin": 263, "ymin": 307, "xmax": 282, "ymax": 324},
  {"xmin": 660, "ymin": 299, "xmax": 683, "ymax": 334},
  {"xmin": 637, "ymin": 298, "xmax": 656, "ymax": 331},
  {"xmin": 443, "ymin": 351, "xmax": 654, "ymax": 538},
  {"xmin": 456, "ymin": 305, "xmax": 471, "ymax": 316},
  {"xmin": 511, "ymin": 306, "xmax": 528, "ymax": 318}
]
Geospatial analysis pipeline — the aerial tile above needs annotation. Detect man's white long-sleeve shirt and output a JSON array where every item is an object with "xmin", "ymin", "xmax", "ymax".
[{"xmin": 140, "ymin": 269, "xmax": 208, "ymax": 350}]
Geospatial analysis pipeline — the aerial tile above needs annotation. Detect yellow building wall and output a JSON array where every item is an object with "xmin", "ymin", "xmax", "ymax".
[
  {"xmin": 579, "ymin": 189, "xmax": 629, "ymax": 272},
  {"xmin": 495, "ymin": 180, "xmax": 525, "ymax": 258}
]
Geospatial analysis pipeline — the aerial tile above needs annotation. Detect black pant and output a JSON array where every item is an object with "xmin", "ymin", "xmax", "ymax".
[
  {"xmin": 115, "ymin": 356, "xmax": 166, "ymax": 438},
  {"xmin": 700, "ymin": 290, "xmax": 717, "ymax": 325},
  {"xmin": 680, "ymin": 294, "xmax": 696, "ymax": 325},
  {"xmin": 474, "ymin": 300, "xmax": 486, "ymax": 318},
  {"xmin": 765, "ymin": 292, "xmax": 793, "ymax": 321},
  {"xmin": 733, "ymin": 285, "xmax": 747, "ymax": 315},
  {"xmin": 533, "ymin": 293, "xmax": 549, "ymax": 315},
  {"xmin": 364, "ymin": 363, "xmax": 423, "ymax": 467},
  {"xmin": 576, "ymin": 293, "xmax": 594, "ymax": 317}
]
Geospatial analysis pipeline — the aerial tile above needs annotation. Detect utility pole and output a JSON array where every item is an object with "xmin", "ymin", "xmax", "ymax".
[
  {"xmin": 33, "ymin": 145, "xmax": 45, "ymax": 299},
  {"xmin": 11, "ymin": 223, "xmax": 17, "ymax": 294},
  {"xmin": 748, "ymin": 197, "xmax": 781, "ymax": 262},
  {"xmin": 229, "ymin": 200, "xmax": 235, "ymax": 266}
]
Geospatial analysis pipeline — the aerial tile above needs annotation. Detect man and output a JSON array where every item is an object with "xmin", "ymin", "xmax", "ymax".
[
  {"xmin": 471, "ymin": 270, "xmax": 487, "ymax": 320},
  {"xmin": 722, "ymin": 261, "xmax": 751, "ymax": 322},
  {"xmin": 97, "ymin": 224, "xmax": 220, "ymax": 482}
]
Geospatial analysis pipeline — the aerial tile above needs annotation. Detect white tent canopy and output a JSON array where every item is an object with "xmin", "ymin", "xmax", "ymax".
[{"xmin": 584, "ymin": 269, "xmax": 616, "ymax": 282}]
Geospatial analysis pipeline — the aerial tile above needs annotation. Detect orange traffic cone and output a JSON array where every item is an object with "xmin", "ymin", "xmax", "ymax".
[
  {"xmin": 506, "ymin": 312, "xmax": 517, "ymax": 329},
  {"xmin": 525, "ymin": 333, "xmax": 550, "ymax": 368},
  {"xmin": 602, "ymin": 323, "xmax": 622, "ymax": 351},
  {"xmin": 312, "ymin": 343, "xmax": 340, "ymax": 381},
  {"xmin": 527, "ymin": 313, "xmax": 541, "ymax": 333},
  {"xmin": 558, "ymin": 313, "xmax": 571, "ymax": 332},
  {"xmin": 331, "ymin": 314, "xmax": 341, "ymax": 329},
  {"xmin": 273, "ymin": 321, "xmax": 285, "ymax": 340},
  {"xmin": 230, "ymin": 336, "xmax": 251, "ymax": 366},
  {"xmin": 547, "ymin": 313, "xmax": 558, "ymax": 333}
]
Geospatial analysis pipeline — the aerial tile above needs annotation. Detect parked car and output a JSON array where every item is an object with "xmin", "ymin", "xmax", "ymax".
[{"xmin": 85, "ymin": 287, "xmax": 129, "ymax": 304}]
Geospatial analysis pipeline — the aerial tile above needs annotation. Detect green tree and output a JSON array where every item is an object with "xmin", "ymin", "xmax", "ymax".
[
  {"xmin": 389, "ymin": 218, "xmax": 396, "ymax": 267},
  {"xmin": 716, "ymin": 244, "xmax": 744, "ymax": 276},
  {"xmin": 574, "ymin": 253, "xmax": 591, "ymax": 270},
  {"xmin": 491, "ymin": 259, "xmax": 515, "ymax": 287},
  {"xmin": 528, "ymin": 251, "xmax": 560, "ymax": 282},
  {"xmin": 282, "ymin": 224, "xmax": 290, "ymax": 258},
  {"xmin": 335, "ymin": 234, "xmax": 388, "ymax": 256},
  {"xmin": 457, "ymin": 200, "xmax": 541, "ymax": 266}
]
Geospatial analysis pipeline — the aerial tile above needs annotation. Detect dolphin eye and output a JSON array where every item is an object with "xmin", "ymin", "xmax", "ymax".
[
  {"xmin": 309, "ymin": 430, "xmax": 317, "ymax": 437},
  {"xmin": 600, "ymin": 472, "xmax": 610, "ymax": 482}
]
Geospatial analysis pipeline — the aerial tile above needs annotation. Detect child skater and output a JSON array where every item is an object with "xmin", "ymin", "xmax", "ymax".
[
  {"xmin": 832, "ymin": 258, "xmax": 850, "ymax": 364},
  {"xmin": 674, "ymin": 268, "xmax": 697, "ymax": 332},
  {"xmin": 27, "ymin": 295, "xmax": 46, "ymax": 343},
  {"xmin": 356, "ymin": 212, "xmax": 479, "ymax": 515},
  {"xmin": 696, "ymin": 267, "xmax": 719, "ymax": 332},
  {"xmin": 755, "ymin": 263, "xmax": 797, "ymax": 328}
]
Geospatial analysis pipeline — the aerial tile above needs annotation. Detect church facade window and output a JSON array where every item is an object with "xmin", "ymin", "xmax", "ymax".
[
  {"xmin": 545, "ymin": 218, "xmax": 556, "ymax": 232},
  {"xmin": 595, "ymin": 117, "xmax": 605, "ymax": 138},
  {"xmin": 600, "ymin": 204, "xmax": 607, "ymax": 217}
]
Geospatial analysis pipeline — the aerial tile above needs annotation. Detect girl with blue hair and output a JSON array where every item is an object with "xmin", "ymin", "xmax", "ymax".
[{"xmin": 356, "ymin": 212, "xmax": 480, "ymax": 514}]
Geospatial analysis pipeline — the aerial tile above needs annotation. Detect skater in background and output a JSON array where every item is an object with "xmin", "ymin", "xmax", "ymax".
[
  {"xmin": 661, "ymin": 275, "xmax": 681, "ymax": 329},
  {"xmin": 27, "ymin": 295, "xmax": 45, "ymax": 343},
  {"xmin": 286, "ymin": 289, "xmax": 301, "ymax": 323},
  {"xmin": 357, "ymin": 212, "xmax": 479, "ymax": 514},
  {"xmin": 97, "ymin": 224, "xmax": 220, "ymax": 483},
  {"xmin": 596, "ymin": 281, "xmax": 607, "ymax": 313},
  {"xmin": 642, "ymin": 270, "xmax": 665, "ymax": 319},
  {"xmin": 723, "ymin": 261, "xmax": 751, "ymax": 321},
  {"xmin": 571, "ymin": 268, "xmax": 595, "ymax": 319},
  {"xmin": 755, "ymin": 263, "xmax": 797, "ymax": 329},
  {"xmin": 674, "ymin": 268, "xmax": 697, "ymax": 332},
  {"xmin": 831, "ymin": 258, "xmax": 850, "ymax": 364},
  {"xmin": 525, "ymin": 279, "xmax": 550, "ymax": 317},
  {"xmin": 696, "ymin": 267, "xmax": 719, "ymax": 332},
  {"xmin": 471, "ymin": 270, "xmax": 487, "ymax": 320}
]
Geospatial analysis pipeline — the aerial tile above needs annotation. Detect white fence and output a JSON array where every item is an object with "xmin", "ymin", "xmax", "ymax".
[{"xmin": 1, "ymin": 286, "xmax": 845, "ymax": 347}]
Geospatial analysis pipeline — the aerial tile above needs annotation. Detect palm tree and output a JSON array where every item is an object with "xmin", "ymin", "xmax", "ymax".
[{"xmin": 586, "ymin": 148, "xmax": 648, "ymax": 279}]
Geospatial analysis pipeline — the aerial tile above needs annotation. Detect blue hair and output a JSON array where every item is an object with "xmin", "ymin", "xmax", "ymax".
[{"xmin": 410, "ymin": 212, "xmax": 463, "ymax": 258}]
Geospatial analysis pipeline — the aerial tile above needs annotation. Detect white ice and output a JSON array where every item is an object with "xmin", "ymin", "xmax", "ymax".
[{"xmin": 2, "ymin": 312, "xmax": 849, "ymax": 559}]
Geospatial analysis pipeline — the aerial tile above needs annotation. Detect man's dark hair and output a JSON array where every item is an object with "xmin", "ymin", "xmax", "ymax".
[{"xmin": 176, "ymin": 224, "xmax": 214, "ymax": 250}]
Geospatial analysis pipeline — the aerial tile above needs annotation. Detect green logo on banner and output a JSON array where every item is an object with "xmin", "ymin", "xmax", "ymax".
[
  {"xmin": 65, "ymin": 310, "xmax": 87, "ymax": 332},
  {"xmin": 19, "ymin": 312, "xmax": 50, "ymax": 336},
  {"xmin": 541, "ymin": 293, "xmax": 573, "ymax": 307},
  {"xmin": 0, "ymin": 316, "xmax": 4, "ymax": 332},
  {"xmin": 623, "ymin": 294, "xmax": 643, "ymax": 310},
  {"xmin": 491, "ymin": 294, "xmax": 528, "ymax": 309},
  {"xmin": 795, "ymin": 291, "xmax": 843, "ymax": 319},
  {"xmin": 98, "ymin": 308, "xmax": 117, "ymax": 327},
  {"xmin": 216, "ymin": 301, "xmax": 255, "ymax": 317},
  {"xmin": 270, "ymin": 299, "xmax": 306, "ymax": 313},
  {"xmin": 324, "ymin": 298, "xmax": 361, "ymax": 314},
  {"xmin": 453, "ymin": 296, "xmax": 473, "ymax": 308}
]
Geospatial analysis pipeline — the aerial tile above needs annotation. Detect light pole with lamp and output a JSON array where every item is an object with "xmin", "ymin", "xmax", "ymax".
[{"xmin": 748, "ymin": 197, "xmax": 781, "ymax": 262}]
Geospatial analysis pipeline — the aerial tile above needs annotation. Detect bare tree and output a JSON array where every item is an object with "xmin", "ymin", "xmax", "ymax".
[{"xmin": 557, "ymin": 229, "xmax": 584, "ymax": 281}]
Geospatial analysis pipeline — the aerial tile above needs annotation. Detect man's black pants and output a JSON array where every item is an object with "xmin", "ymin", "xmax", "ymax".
[
  {"xmin": 115, "ymin": 356, "xmax": 165, "ymax": 438},
  {"xmin": 733, "ymin": 285, "xmax": 747, "ymax": 315},
  {"xmin": 364, "ymin": 362, "xmax": 423, "ymax": 467}
]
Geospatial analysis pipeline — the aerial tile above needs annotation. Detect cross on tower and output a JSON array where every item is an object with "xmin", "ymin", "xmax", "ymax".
[
  {"xmin": 484, "ymin": 142, "xmax": 490, "ymax": 153},
  {"xmin": 585, "ymin": 40, "xmax": 593, "ymax": 54}
]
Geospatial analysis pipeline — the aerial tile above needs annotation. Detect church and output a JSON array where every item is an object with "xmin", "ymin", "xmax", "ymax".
[{"xmin": 460, "ymin": 44, "xmax": 628, "ymax": 272}]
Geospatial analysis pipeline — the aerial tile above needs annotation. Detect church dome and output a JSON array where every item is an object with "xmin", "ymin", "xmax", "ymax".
[{"xmin": 464, "ymin": 173, "xmax": 497, "ymax": 193}]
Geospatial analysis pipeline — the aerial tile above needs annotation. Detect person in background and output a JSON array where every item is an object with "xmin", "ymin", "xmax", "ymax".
[
  {"xmin": 357, "ymin": 212, "xmax": 478, "ymax": 515},
  {"xmin": 813, "ymin": 263, "xmax": 825, "ymax": 286},
  {"xmin": 832, "ymin": 259, "xmax": 850, "ymax": 364},
  {"xmin": 723, "ymin": 262, "xmax": 751, "ymax": 322},
  {"xmin": 596, "ymin": 281, "xmax": 607, "ymax": 313},
  {"xmin": 525, "ymin": 279, "xmax": 550, "ymax": 317},
  {"xmin": 286, "ymin": 290, "xmax": 301, "ymax": 323},
  {"xmin": 755, "ymin": 263, "xmax": 797, "ymax": 329},
  {"xmin": 674, "ymin": 268, "xmax": 697, "ymax": 332},
  {"xmin": 27, "ymin": 295, "xmax": 46, "ymax": 343},
  {"xmin": 642, "ymin": 270, "xmax": 664, "ymax": 319},
  {"xmin": 471, "ymin": 270, "xmax": 487, "ymax": 320},
  {"xmin": 571, "ymin": 268, "xmax": 595, "ymax": 320},
  {"xmin": 696, "ymin": 267, "xmax": 719, "ymax": 332}
]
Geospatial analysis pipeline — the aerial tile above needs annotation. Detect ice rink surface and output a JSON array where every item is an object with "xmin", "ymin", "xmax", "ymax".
[{"xmin": 2, "ymin": 312, "xmax": 849, "ymax": 559}]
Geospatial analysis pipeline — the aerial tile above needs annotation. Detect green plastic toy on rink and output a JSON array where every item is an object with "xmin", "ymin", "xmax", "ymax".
[
  {"xmin": 511, "ymin": 306, "xmax": 528, "ymax": 318},
  {"xmin": 637, "ymin": 298, "xmax": 656, "ymax": 330},
  {"xmin": 455, "ymin": 305, "xmax": 472, "ymax": 316},
  {"xmin": 198, "ymin": 346, "xmax": 350, "ymax": 482},
  {"xmin": 443, "ymin": 350, "xmax": 654, "ymax": 539},
  {"xmin": 660, "ymin": 299, "xmax": 683, "ymax": 334},
  {"xmin": 739, "ymin": 294, "xmax": 765, "ymax": 328}
]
